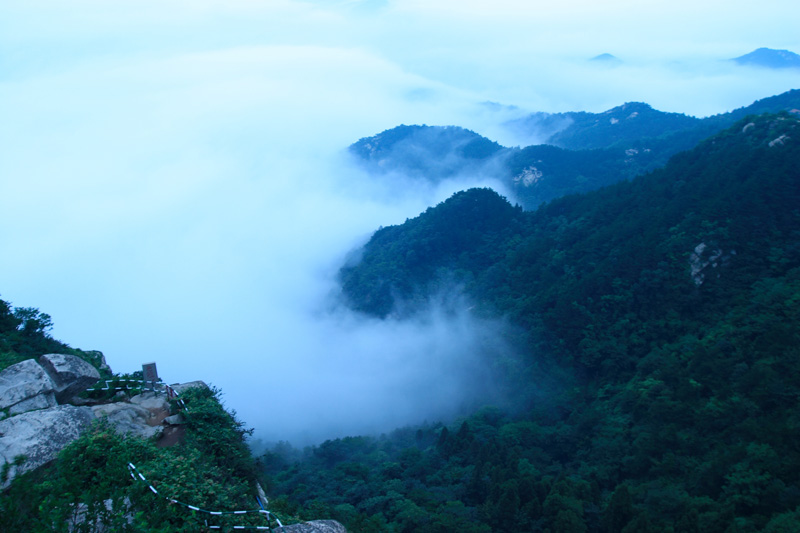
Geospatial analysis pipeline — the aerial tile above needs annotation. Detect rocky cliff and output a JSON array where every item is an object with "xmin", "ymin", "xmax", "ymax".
[
  {"xmin": 1, "ymin": 354, "xmax": 196, "ymax": 489},
  {"xmin": 1, "ymin": 353, "xmax": 347, "ymax": 531}
]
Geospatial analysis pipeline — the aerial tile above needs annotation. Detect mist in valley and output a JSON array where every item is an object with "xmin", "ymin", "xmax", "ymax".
[{"xmin": 1, "ymin": 0, "xmax": 798, "ymax": 445}]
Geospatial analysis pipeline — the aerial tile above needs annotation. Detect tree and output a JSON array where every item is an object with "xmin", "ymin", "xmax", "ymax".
[
  {"xmin": 13, "ymin": 307, "xmax": 53, "ymax": 336},
  {"xmin": 604, "ymin": 485, "xmax": 634, "ymax": 532}
]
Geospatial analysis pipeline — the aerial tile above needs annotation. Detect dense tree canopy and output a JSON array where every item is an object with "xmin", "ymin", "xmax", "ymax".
[{"xmin": 269, "ymin": 113, "xmax": 800, "ymax": 532}]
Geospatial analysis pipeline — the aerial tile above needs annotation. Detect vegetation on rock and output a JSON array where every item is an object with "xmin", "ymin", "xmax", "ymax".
[{"xmin": 0, "ymin": 298, "xmax": 276, "ymax": 531}]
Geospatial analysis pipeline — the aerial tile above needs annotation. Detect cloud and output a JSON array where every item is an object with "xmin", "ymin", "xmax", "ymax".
[
  {"xmin": 240, "ymin": 293, "xmax": 514, "ymax": 445},
  {"xmin": 1, "ymin": 0, "xmax": 798, "ymax": 444}
]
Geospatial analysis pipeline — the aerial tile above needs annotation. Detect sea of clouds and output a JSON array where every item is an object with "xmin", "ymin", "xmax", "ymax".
[{"xmin": 1, "ymin": 0, "xmax": 798, "ymax": 443}]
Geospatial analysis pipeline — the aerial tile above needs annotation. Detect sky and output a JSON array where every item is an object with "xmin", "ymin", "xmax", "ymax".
[{"xmin": 1, "ymin": 0, "xmax": 799, "ymax": 444}]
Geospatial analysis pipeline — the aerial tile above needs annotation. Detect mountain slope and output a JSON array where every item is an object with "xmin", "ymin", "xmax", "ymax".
[
  {"xmin": 299, "ymin": 113, "xmax": 800, "ymax": 531},
  {"xmin": 521, "ymin": 101, "xmax": 701, "ymax": 151},
  {"xmin": 342, "ymin": 113, "xmax": 800, "ymax": 363},
  {"xmin": 732, "ymin": 47, "xmax": 800, "ymax": 69},
  {"xmin": 349, "ymin": 124, "xmax": 503, "ymax": 179},
  {"xmin": 350, "ymin": 89, "xmax": 800, "ymax": 210},
  {"xmin": 514, "ymin": 88, "xmax": 800, "ymax": 152}
]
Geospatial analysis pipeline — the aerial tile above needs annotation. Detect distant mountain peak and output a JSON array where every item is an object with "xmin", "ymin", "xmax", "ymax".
[
  {"xmin": 604, "ymin": 102, "xmax": 654, "ymax": 115},
  {"xmin": 348, "ymin": 124, "xmax": 503, "ymax": 179},
  {"xmin": 590, "ymin": 53, "xmax": 622, "ymax": 63},
  {"xmin": 732, "ymin": 47, "xmax": 800, "ymax": 69}
]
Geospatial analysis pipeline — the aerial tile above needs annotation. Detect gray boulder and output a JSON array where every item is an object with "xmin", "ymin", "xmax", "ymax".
[
  {"xmin": 91, "ymin": 403, "xmax": 162, "ymax": 440},
  {"xmin": 0, "ymin": 404, "xmax": 94, "ymax": 489},
  {"xmin": 0, "ymin": 359, "xmax": 57, "ymax": 415},
  {"xmin": 129, "ymin": 391, "xmax": 169, "ymax": 412},
  {"xmin": 170, "ymin": 380, "xmax": 209, "ymax": 394},
  {"xmin": 8, "ymin": 393, "xmax": 58, "ymax": 416},
  {"xmin": 278, "ymin": 520, "xmax": 347, "ymax": 533},
  {"xmin": 83, "ymin": 350, "xmax": 112, "ymax": 374},
  {"xmin": 39, "ymin": 353, "xmax": 100, "ymax": 403},
  {"xmin": 164, "ymin": 413, "xmax": 185, "ymax": 425}
]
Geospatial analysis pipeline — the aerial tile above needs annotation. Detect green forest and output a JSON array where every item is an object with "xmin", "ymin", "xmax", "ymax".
[{"xmin": 263, "ymin": 113, "xmax": 800, "ymax": 532}]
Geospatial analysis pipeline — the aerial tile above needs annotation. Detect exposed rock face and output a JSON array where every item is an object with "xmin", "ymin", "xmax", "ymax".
[
  {"xmin": 278, "ymin": 520, "xmax": 347, "ymax": 533},
  {"xmin": 84, "ymin": 350, "xmax": 112, "ymax": 374},
  {"xmin": 129, "ymin": 391, "xmax": 169, "ymax": 412},
  {"xmin": 164, "ymin": 413, "xmax": 185, "ymax": 425},
  {"xmin": 0, "ymin": 359, "xmax": 57, "ymax": 416},
  {"xmin": 0, "ymin": 369, "xmax": 201, "ymax": 488},
  {"xmin": 39, "ymin": 353, "xmax": 100, "ymax": 404},
  {"xmin": 91, "ymin": 403, "xmax": 163, "ymax": 440},
  {"xmin": 0, "ymin": 405, "xmax": 94, "ymax": 488},
  {"xmin": 513, "ymin": 166, "xmax": 543, "ymax": 187},
  {"xmin": 689, "ymin": 242, "xmax": 735, "ymax": 286},
  {"xmin": 769, "ymin": 134, "xmax": 790, "ymax": 147},
  {"xmin": 8, "ymin": 393, "xmax": 58, "ymax": 417},
  {"xmin": 170, "ymin": 380, "xmax": 209, "ymax": 394}
]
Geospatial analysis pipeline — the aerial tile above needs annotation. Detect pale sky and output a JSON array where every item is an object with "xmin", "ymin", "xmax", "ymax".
[{"xmin": 1, "ymin": 0, "xmax": 798, "ymax": 442}]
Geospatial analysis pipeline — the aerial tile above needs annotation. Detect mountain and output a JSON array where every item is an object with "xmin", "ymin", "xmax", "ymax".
[
  {"xmin": 517, "ymin": 101, "xmax": 701, "ymax": 151},
  {"xmin": 589, "ymin": 53, "xmax": 623, "ymax": 65},
  {"xmin": 732, "ymin": 47, "xmax": 800, "ymax": 69},
  {"xmin": 350, "ymin": 89, "xmax": 800, "ymax": 209},
  {"xmin": 270, "ymin": 113, "xmax": 800, "ymax": 532},
  {"xmin": 342, "ymin": 112, "xmax": 800, "ymax": 335},
  {"xmin": 510, "ymin": 88, "xmax": 800, "ymax": 152},
  {"xmin": 349, "ymin": 124, "xmax": 503, "ymax": 179}
]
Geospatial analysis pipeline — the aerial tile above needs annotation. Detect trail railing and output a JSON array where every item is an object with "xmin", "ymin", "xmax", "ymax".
[{"xmin": 128, "ymin": 462, "xmax": 283, "ymax": 530}]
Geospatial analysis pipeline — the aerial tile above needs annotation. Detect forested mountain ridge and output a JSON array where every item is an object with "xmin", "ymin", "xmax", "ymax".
[
  {"xmin": 513, "ymin": 89, "xmax": 800, "ymax": 152},
  {"xmin": 350, "ymin": 89, "xmax": 800, "ymax": 210},
  {"xmin": 511, "ymin": 101, "xmax": 701, "ymax": 151},
  {"xmin": 265, "ymin": 113, "xmax": 800, "ymax": 532},
  {"xmin": 349, "ymin": 124, "xmax": 504, "ymax": 179},
  {"xmin": 342, "ymin": 113, "xmax": 800, "ymax": 344}
]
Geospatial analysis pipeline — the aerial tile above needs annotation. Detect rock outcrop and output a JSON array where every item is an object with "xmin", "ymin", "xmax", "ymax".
[
  {"xmin": 278, "ymin": 520, "xmax": 348, "ymax": 533},
  {"xmin": 129, "ymin": 391, "xmax": 169, "ymax": 412},
  {"xmin": 0, "ymin": 359, "xmax": 58, "ymax": 417},
  {"xmin": 0, "ymin": 404, "xmax": 94, "ymax": 488},
  {"xmin": 0, "ymin": 356, "xmax": 203, "ymax": 488},
  {"xmin": 689, "ymin": 242, "xmax": 735, "ymax": 286},
  {"xmin": 91, "ymin": 402, "xmax": 163, "ymax": 440},
  {"xmin": 39, "ymin": 353, "xmax": 100, "ymax": 404},
  {"xmin": 164, "ymin": 413, "xmax": 185, "ymax": 425},
  {"xmin": 170, "ymin": 380, "xmax": 209, "ymax": 394},
  {"xmin": 0, "ymin": 363, "xmax": 345, "ymax": 530}
]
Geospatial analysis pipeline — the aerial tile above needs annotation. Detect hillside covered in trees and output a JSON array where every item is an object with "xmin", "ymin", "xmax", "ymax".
[
  {"xmin": 263, "ymin": 113, "xmax": 800, "ymax": 532},
  {"xmin": 350, "ymin": 89, "xmax": 800, "ymax": 210}
]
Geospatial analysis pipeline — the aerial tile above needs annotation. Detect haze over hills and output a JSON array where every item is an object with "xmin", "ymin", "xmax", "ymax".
[
  {"xmin": 4, "ymin": 0, "xmax": 800, "ymax": 530},
  {"xmin": 6, "ymin": 103, "xmax": 800, "ymax": 532},
  {"xmin": 732, "ymin": 47, "xmax": 800, "ymax": 69},
  {"xmin": 350, "ymin": 89, "xmax": 800, "ymax": 209},
  {"xmin": 513, "ymin": 101, "xmax": 701, "ymax": 150}
]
